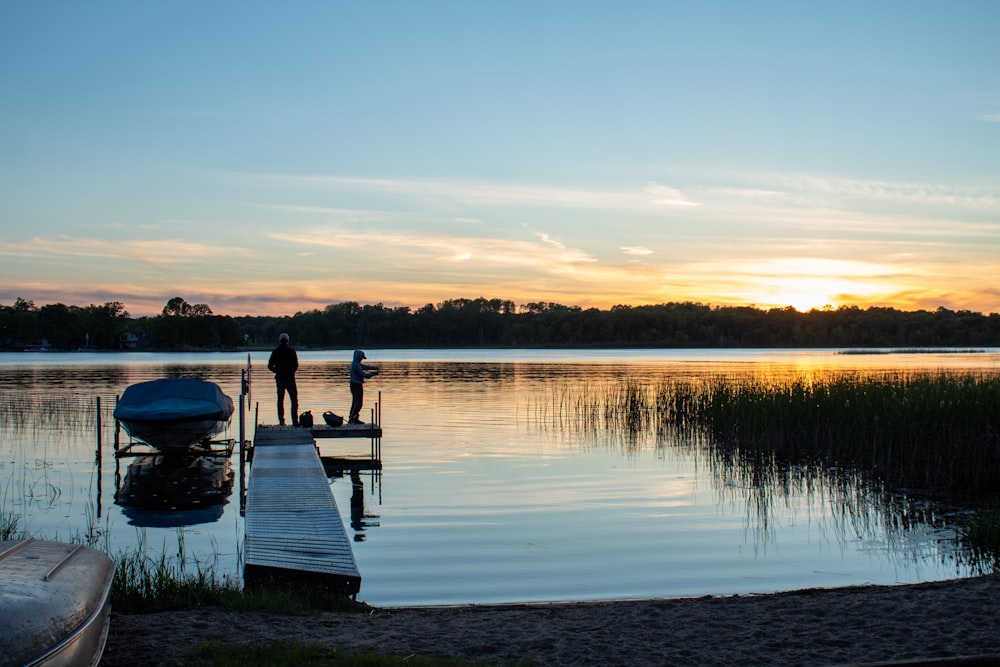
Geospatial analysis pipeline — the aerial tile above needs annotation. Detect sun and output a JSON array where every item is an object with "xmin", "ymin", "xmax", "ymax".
[
  {"xmin": 751, "ymin": 277, "xmax": 846, "ymax": 312},
  {"xmin": 725, "ymin": 258, "xmax": 888, "ymax": 312}
]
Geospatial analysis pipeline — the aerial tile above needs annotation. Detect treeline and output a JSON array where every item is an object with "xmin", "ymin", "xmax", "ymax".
[{"xmin": 2, "ymin": 296, "xmax": 999, "ymax": 351}]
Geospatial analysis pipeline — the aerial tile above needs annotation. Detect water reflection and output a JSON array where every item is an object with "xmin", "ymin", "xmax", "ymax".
[
  {"xmin": 3, "ymin": 349, "xmax": 999, "ymax": 605},
  {"xmin": 322, "ymin": 460, "xmax": 381, "ymax": 542},
  {"xmin": 704, "ymin": 446, "xmax": 960, "ymax": 567},
  {"xmin": 523, "ymin": 373, "xmax": 989, "ymax": 575},
  {"xmin": 114, "ymin": 453, "xmax": 234, "ymax": 527}
]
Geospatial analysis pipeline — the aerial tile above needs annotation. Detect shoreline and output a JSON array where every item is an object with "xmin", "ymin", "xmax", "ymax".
[{"xmin": 102, "ymin": 575, "xmax": 1000, "ymax": 666}]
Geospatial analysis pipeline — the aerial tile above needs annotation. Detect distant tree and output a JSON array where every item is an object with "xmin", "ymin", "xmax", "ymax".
[
  {"xmin": 13, "ymin": 297, "xmax": 35, "ymax": 312},
  {"xmin": 38, "ymin": 303, "xmax": 79, "ymax": 349},
  {"xmin": 162, "ymin": 297, "xmax": 192, "ymax": 317},
  {"xmin": 189, "ymin": 303, "xmax": 213, "ymax": 317}
]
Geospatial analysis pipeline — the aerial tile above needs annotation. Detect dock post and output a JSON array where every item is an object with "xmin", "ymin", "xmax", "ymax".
[
  {"xmin": 239, "ymin": 391, "xmax": 247, "ymax": 516},
  {"xmin": 113, "ymin": 394, "xmax": 120, "ymax": 454},
  {"xmin": 95, "ymin": 397, "xmax": 101, "ymax": 461},
  {"xmin": 95, "ymin": 397, "xmax": 102, "ymax": 518}
]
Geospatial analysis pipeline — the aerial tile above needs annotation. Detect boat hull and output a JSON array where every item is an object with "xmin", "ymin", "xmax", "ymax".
[
  {"xmin": 0, "ymin": 539, "xmax": 114, "ymax": 667},
  {"xmin": 114, "ymin": 378, "xmax": 234, "ymax": 453},
  {"xmin": 118, "ymin": 415, "xmax": 232, "ymax": 453}
]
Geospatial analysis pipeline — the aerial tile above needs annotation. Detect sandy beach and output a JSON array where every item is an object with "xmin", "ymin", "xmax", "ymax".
[{"xmin": 102, "ymin": 575, "xmax": 1000, "ymax": 666}]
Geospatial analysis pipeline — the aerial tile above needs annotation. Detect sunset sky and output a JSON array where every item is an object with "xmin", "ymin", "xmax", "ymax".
[{"xmin": 2, "ymin": 2, "xmax": 998, "ymax": 317}]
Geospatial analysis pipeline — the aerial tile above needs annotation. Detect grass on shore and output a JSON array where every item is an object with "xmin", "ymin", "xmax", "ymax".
[{"xmin": 112, "ymin": 540, "xmax": 363, "ymax": 614}]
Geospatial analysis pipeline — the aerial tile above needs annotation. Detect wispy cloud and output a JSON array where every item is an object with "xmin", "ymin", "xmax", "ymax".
[
  {"xmin": 270, "ymin": 228, "xmax": 597, "ymax": 268},
  {"xmin": 0, "ymin": 235, "xmax": 255, "ymax": 270},
  {"xmin": 226, "ymin": 171, "xmax": 699, "ymax": 212},
  {"xmin": 711, "ymin": 170, "xmax": 1000, "ymax": 211},
  {"xmin": 621, "ymin": 246, "xmax": 653, "ymax": 256},
  {"xmin": 644, "ymin": 183, "xmax": 700, "ymax": 207}
]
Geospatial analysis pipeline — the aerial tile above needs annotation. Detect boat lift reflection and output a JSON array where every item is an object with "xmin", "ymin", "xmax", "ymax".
[{"xmin": 113, "ymin": 444, "xmax": 235, "ymax": 527}]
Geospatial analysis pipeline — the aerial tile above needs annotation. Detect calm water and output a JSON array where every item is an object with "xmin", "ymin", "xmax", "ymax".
[{"xmin": 1, "ymin": 348, "xmax": 999, "ymax": 607}]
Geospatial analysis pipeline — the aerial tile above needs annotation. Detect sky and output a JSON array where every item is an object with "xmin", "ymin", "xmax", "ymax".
[{"xmin": 1, "ymin": 1, "xmax": 998, "ymax": 317}]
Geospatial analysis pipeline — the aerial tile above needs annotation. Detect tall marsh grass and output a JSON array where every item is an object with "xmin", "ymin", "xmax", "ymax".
[
  {"xmin": 561, "ymin": 371, "xmax": 1000, "ymax": 497},
  {"xmin": 554, "ymin": 371, "xmax": 1000, "ymax": 559},
  {"xmin": 0, "ymin": 390, "xmax": 117, "ymax": 434},
  {"xmin": 674, "ymin": 373, "xmax": 1000, "ymax": 496}
]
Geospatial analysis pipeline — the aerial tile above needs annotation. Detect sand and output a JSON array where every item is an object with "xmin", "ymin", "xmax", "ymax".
[{"xmin": 101, "ymin": 575, "xmax": 1000, "ymax": 666}]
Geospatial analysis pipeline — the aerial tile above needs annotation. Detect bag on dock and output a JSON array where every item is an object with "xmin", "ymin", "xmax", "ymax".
[
  {"xmin": 299, "ymin": 410, "xmax": 314, "ymax": 427},
  {"xmin": 323, "ymin": 411, "xmax": 344, "ymax": 427}
]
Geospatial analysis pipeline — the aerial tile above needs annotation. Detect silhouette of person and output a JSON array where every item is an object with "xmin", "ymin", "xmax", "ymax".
[
  {"xmin": 348, "ymin": 349, "xmax": 378, "ymax": 424},
  {"xmin": 267, "ymin": 332, "xmax": 298, "ymax": 426}
]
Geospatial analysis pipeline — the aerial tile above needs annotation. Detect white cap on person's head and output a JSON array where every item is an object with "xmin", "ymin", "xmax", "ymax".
[{"xmin": 279, "ymin": 332, "xmax": 289, "ymax": 342}]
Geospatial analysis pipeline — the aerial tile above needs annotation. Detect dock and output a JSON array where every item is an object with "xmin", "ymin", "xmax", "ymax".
[{"xmin": 242, "ymin": 416, "xmax": 381, "ymax": 597}]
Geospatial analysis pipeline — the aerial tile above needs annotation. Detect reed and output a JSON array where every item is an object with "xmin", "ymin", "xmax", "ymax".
[
  {"xmin": 0, "ymin": 391, "xmax": 116, "ymax": 434},
  {"xmin": 543, "ymin": 372, "xmax": 1000, "ymax": 546},
  {"xmin": 0, "ymin": 511, "xmax": 23, "ymax": 541},
  {"xmin": 961, "ymin": 500, "xmax": 1000, "ymax": 569},
  {"xmin": 110, "ymin": 531, "xmax": 241, "ymax": 612},
  {"xmin": 675, "ymin": 372, "xmax": 1000, "ymax": 497},
  {"xmin": 109, "ymin": 531, "xmax": 361, "ymax": 614}
]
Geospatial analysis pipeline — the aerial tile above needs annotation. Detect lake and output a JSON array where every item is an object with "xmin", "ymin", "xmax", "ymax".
[{"xmin": 2, "ymin": 348, "xmax": 998, "ymax": 606}]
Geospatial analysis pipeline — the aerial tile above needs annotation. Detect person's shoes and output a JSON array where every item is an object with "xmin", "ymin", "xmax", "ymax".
[
  {"xmin": 292, "ymin": 422, "xmax": 299, "ymax": 427},
  {"xmin": 279, "ymin": 420, "xmax": 286, "ymax": 426},
  {"xmin": 348, "ymin": 418, "xmax": 364, "ymax": 425}
]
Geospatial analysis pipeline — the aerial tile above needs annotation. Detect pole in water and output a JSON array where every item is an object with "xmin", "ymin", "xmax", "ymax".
[
  {"xmin": 239, "ymin": 392, "xmax": 247, "ymax": 516},
  {"xmin": 113, "ymin": 394, "xmax": 120, "ymax": 453},
  {"xmin": 95, "ymin": 397, "xmax": 103, "ymax": 518}
]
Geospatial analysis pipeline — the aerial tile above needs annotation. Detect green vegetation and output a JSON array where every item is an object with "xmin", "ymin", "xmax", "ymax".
[
  {"xmin": 545, "ymin": 370, "xmax": 1000, "ymax": 557},
  {"xmin": 109, "ymin": 532, "xmax": 364, "ymax": 614},
  {"xmin": 965, "ymin": 502, "xmax": 1000, "ymax": 554},
  {"xmin": 1, "ymin": 512, "xmax": 23, "ymax": 541},
  {"xmin": 181, "ymin": 641, "xmax": 495, "ymax": 667},
  {"xmin": 567, "ymin": 372, "xmax": 1000, "ymax": 497},
  {"xmin": 670, "ymin": 373, "xmax": 1000, "ymax": 497},
  {"xmin": 3, "ymin": 295, "xmax": 999, "ymax": 350},
  {"xmin": 111, "ymin": 537, "xmax": 241, "ymax": 612},
  {"xmin": 566, "ymin": 371, "xmax": 1000, "ymax": 556}
]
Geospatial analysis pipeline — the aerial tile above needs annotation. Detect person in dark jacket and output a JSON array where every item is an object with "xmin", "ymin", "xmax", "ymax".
[
  {"xmin": 267, "ymin": 332, "xmax": 299, "ymax": 426},
  {"xmin": 348, "ymin": 349, "xmax": 378, "ymax": 424}
]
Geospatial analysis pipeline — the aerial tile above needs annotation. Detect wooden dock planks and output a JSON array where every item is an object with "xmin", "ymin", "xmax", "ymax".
[
  {"xmin": 243, "ymin": 427, "xmax": 361, "ymax": 595},
  {"xmin": 311, "ymin": 423, "xmax": 382, "ymax": 439}
]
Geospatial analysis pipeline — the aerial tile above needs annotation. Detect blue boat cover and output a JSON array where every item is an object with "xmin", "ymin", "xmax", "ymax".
[{"xmin": 113, "ymin": 378, "xmax": 234, "ymax": 422}]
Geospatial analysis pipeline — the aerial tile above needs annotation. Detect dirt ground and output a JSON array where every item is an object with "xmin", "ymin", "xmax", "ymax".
[{"xmin": 102, "ymin": 575, "xmax": 1000, "ymax": 666}]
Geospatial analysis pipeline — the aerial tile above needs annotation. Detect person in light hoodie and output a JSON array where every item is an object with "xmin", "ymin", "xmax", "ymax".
[{"xmin": 348, "ymin": 349, "xmax": 378, "ymax": 424}]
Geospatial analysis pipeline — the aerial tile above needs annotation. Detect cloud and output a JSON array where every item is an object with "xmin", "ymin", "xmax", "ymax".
[
  {"xmin": 270, "ymin": 227, "xmax": 598, "ymax": 269},
  {"xmin": 225, "ymin": 171, "xmax": 699, "ymax": 212},
  {"xmin": 0, "ymin": 235, "xmax": 255, "ymax": 270},
  {"xmin": 644, "ymin": 183, "xmax": 700, "ymax": 207},
  {"xmin": 724, "ymin": 170, "xmax": 1000, "ymax": 211},
  {"xmin": 532, "ymin": 231, "xmax": 566, "ymax": 249},
  {"xmin": 712, "ymin": 187, "xmax": 786, "ymax": 199},
  {"xmin": 621, "ymin": 246, "xmax": 653, "ymax": 256}
]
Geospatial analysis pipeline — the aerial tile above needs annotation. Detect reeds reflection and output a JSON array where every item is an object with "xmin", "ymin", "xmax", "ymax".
[{"xmin": 526, "ymin": 370, "xmax": 999, "ymax": 571}]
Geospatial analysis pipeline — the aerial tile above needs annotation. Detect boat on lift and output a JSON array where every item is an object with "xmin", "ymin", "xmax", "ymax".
[{"xmin": 113, "ymin": 378, "xmax": 234, "ymax": 454}]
